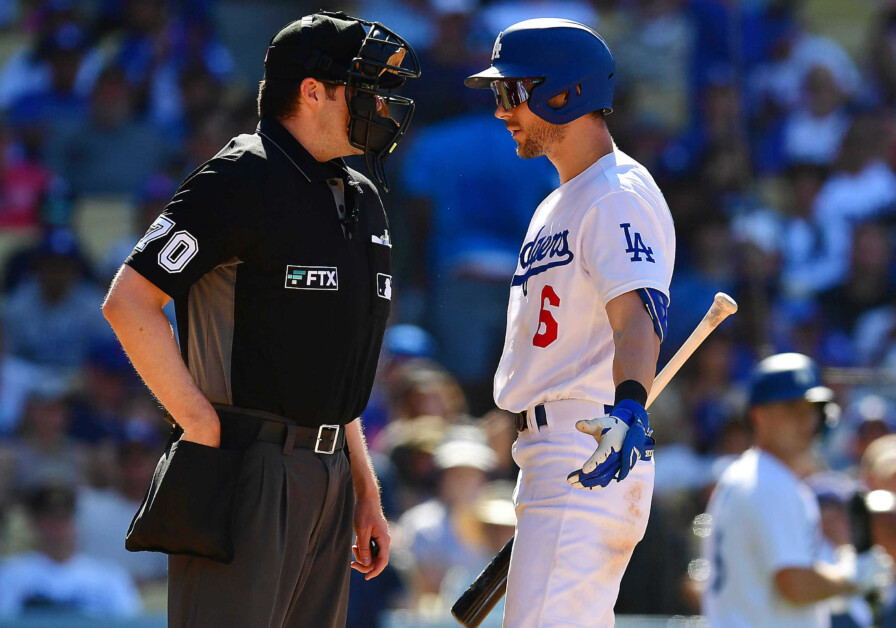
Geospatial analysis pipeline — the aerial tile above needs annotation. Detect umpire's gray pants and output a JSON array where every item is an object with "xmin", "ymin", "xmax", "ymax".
[{"xmin": 168, "ymin": 439, "xmax": 355, "ymax": 628}]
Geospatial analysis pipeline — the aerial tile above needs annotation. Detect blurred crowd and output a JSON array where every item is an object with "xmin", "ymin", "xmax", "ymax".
[{"xmin": 0, "ymin": 0, "xmax": 894, "ymax": 624}]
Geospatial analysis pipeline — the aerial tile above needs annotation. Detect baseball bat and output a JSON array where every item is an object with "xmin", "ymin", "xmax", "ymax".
[{"xmin": 451, "ymin": 292, "xmax": 738, "ymax": 627}]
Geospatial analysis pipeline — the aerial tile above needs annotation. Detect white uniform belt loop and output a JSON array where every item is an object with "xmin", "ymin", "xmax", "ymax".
[{"xmin": 517, "ymin": 399, "xmax": 611, "ymax": 433}]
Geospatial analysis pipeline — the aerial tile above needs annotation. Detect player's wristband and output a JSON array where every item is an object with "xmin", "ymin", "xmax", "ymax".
[{"xmin": 614, "ymin": 380, "xmax": 648, "ymax": 408}]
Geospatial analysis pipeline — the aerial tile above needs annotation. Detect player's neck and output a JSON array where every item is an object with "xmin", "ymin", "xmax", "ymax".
[
  {"xmin": 758, "ymin": 445, "xmax": 812, "ymax": 477},
  {"xmin": 547, "ymin": 119, "xmax": 614, "ymax": 185}
]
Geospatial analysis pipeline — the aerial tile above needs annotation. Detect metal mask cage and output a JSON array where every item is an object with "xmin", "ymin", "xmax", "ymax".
[{"xmin": 344, "ymin": 19, "xmax": 421, "ymax": 191}]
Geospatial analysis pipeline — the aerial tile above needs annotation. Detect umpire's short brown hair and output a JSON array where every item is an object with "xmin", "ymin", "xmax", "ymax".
[
  {"xmin": 257, "ymin": 79, "xmax": 302, "ymax": 120},
  {"xmin": 256, "ymin": 79, "xmax": 338, "ymax": 120}
]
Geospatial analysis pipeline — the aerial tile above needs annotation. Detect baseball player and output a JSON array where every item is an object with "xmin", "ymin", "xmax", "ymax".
[
  {"xmin": 465, "ymin": 19, "xmax": 674, "ymax": 627},
  {"xmin": 702, "ymin": 353, "xmax": 895, "ymax": 627}
]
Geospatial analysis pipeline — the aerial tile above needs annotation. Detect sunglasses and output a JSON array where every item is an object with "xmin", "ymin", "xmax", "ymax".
[{"xmin": 491, "ymin": 79, "xmax": 544, "ymax": 111}]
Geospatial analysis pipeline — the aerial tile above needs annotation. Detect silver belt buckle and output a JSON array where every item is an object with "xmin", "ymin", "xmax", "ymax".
[{"xmin": 315, "ymin": 424, "xmax": 340, "ymax": 454}]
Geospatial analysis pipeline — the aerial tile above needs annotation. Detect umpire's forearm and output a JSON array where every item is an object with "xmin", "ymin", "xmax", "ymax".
[
  {"xmin": 103, "ymin": 265, "xmax": 218, "ymax": 440},
  {"xmin": 345, "ymin": 419, "xmax": 381, "ymax": 501}
]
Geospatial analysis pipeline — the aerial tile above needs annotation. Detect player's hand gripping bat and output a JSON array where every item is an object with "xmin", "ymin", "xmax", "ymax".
[{"xmin": 451, "ymin": 292, "xmax": 739, "ymax": 627}]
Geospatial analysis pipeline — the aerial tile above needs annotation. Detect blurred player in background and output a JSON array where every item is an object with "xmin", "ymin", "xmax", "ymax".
[{"xmin": 702, "ymin": 353, "xmax": 894, "ymax": 627}]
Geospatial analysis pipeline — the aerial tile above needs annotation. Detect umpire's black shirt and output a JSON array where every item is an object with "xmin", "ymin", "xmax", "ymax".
[{"xmin": 126, "ymin": 118, "xmax": 392, "ymax": 427}]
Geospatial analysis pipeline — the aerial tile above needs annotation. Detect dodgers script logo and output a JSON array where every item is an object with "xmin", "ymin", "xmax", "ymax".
[{"xmin": 511, "ymin": 226, "xmax": 574, "ymax": 295}]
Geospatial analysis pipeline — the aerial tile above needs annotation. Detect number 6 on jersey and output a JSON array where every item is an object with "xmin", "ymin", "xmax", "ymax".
[{"xmin": 533, "ymin": 285, "xmax": 559, "ymax": 347}]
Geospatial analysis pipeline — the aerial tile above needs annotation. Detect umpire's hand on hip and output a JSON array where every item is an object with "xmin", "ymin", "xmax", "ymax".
[
  {"xmin": 178, "ymin": 407, "xmax": 222, "ymax": 448},
  {"xmin": 567, "ymin": 399, "xmax": 653, "ymax": 490}
]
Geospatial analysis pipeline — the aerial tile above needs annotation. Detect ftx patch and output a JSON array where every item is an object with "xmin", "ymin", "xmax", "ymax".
[{"xmin": 285, "ymin": 266, "xmax": 338, "ymax": 290}]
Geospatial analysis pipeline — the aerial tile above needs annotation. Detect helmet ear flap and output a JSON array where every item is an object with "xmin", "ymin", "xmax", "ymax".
[
  {"xmin": 530, "ymin": 74, "xmax": 613, "ymax": 124},
  {"xmin": 546, "ymin": 90, "xmax": 569, "ymax": 110}
]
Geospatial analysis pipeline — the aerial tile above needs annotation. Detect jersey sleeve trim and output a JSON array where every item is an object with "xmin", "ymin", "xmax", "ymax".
[
  {"xmin": 637, "ymin": 287, "xmax": 669, "ymax": 343},
  {"xmin": 601, "ymin": 279, "xmax": 669, "ymax": 310}
]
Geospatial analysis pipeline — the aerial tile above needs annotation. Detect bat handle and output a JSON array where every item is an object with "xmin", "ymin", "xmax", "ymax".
[{"xmin": 646, "ymin": 293, "xmax": 738, "ymax": 409}]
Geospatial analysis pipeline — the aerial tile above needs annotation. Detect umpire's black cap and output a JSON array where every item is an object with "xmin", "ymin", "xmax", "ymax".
[{"xmin": 263, "ymin": 12, "xmax": 366, "ymax": 83}]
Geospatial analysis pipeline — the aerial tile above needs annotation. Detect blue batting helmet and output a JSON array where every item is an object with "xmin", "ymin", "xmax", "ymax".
[
  {"xmin": 464, "ymin": 18, "xmax": 615, "ymax": 125},
  {"xmin": 748, "ymin": 353, "xmax": 835, "ymax": 407}
]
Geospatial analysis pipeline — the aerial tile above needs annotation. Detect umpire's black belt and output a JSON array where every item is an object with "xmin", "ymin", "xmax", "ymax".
[{"xmin": 211, "ymin": 404, "xmax": 346, "ymax": 455}]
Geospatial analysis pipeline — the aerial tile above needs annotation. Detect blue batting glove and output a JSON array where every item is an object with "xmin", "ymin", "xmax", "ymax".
[
  {"xmin": 567, "ymin": 448, "xmax": 620, "ymax": 488},
  {"xmin": 567, "ymin": 399, "xmax": 652, "ymax": 490}
]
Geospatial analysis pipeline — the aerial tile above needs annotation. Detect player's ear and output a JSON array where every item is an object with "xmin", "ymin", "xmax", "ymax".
[
  {"xmin": 748, "ymin": 406, "xmax": 765, "ymax": 434},
  {"xmin": 547, "ymin": 91, "xmax": 569, "ymax": 110}
]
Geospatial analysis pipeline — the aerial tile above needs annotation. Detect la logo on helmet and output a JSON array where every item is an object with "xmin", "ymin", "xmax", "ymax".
[{"xmin": 492, "ymin": 36, "xmax": 502, "ymax": 60}]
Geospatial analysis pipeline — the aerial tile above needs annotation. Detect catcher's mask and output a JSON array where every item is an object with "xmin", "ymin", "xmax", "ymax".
[
  {"xmin": 264, "ymin": 11, "xmax": 420, "ymax": 191},
  {"xmin": 343, "ymin": 20, "xmax": 420, "ymax": 191}
]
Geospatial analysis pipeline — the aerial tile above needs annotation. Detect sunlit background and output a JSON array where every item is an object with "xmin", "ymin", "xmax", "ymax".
[{"xmin": 0, "ymin": 0, "xmax": 895, "ymax": 626}]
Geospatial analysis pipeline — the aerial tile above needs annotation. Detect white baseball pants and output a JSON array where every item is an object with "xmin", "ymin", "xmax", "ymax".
[{"xmin": 504, "ymin": 399, "xmax": 655, "ymax": 628}]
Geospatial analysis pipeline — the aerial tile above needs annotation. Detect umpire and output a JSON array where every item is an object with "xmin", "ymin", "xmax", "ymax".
[{"xmin": 102, "ymin": 11, "xmax": 420, "ymax": 628}]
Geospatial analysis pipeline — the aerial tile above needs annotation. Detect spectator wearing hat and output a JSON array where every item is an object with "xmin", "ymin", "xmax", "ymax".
[
  {"xmin": 0, "ymin": 482, "xmax": 141, "ymax": 617},
  {"xmin": 394, "ymin": 425, "xmax": 498, "ymax": 611},
  {"xmin": 43, "ymin": 64, "xmax": 176, "ymax": 198},
  {"xmin": 438, "ymin": 478, "xmax": 517, "ymax": 616},
  {"xmin": 0, "ymin": 227, "xmax": 111, "ymax": 432},
  {"xmin": 76, "ymin": 417, "xmax": 168, "ymax": 585},
  {"xmin": 847, "ymin": 396, "xmax": 895, "ymax": 468},
  {"xmin": 379, "ymin": 414, "xmax": 448, "ymax": 513},
  {"xmin": 863, "ymin": 435, "xmax": 896, "ymax": 495},
  {"xmin": 9, "ymin": 389, "xmax": 86, "ymax": 492},
  {"xmin": 7, "ymin": 22, "xmax": 95, "ymax": 152},
  {"xmin": 0, "ymin": 4, "xmax": 103, "ymax": 111},
  {"xmin": 2, "ymin": 226, "xmax": 108, "ymax": 369},
  {"xmin": 67, "ymin": 341, "xmax": 140, "ymax": 446}
]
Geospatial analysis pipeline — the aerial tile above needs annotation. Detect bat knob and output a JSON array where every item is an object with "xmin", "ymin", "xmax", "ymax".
[{"xmin": 713, "ymin": 292, "xmax": 738, "ymax": 315}]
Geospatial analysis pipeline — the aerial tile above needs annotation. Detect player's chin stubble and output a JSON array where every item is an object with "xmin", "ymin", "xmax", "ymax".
[{"xmin": 517, "ymin": 118, "xmax": 566, "ymax": 159}]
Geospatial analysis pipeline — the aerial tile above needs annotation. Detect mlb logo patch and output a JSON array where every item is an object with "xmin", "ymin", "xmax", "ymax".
[
  {"xmin": 376, "ymin": 273, "xmax": 392, "ymax": 300},
  {"xmin": 284, "ymin": 266, "xmax": 338, "ymax": 290}
]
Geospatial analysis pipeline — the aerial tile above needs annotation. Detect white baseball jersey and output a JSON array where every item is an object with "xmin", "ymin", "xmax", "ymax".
[
  {"xmin": 494, "ymin": 146, "xmax": 675, "ymax": 412},
  {"xmin": 497, "ymin": 147, "xmax": 674, "ymax": 628},
  {"xmin": 702, "ymin": 448, "xmax": 828, "ymax": 628}
]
